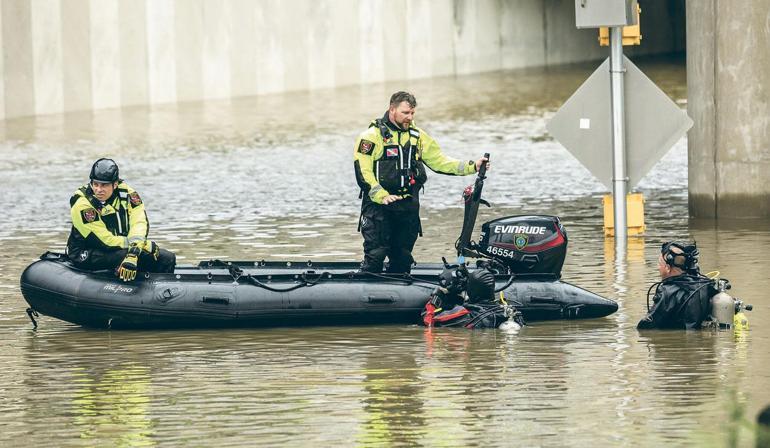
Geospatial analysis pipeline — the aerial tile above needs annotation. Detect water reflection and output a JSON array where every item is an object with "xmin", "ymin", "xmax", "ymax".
[
  {"xmin": 2, "ymin": 55, "xmax": 770, "ymax": 446},
  {"xmin": 18, "ymin": 331, "xmax": 157, "ymax": 446},
  {"xmin": 357, "ymin": 348, "xmax": 425, "ymax": 445},
  {"xmin": 638, "ymin": 332, "xmax": 719, "ymax": 409},
  {"xmin": 71, "ymin": 365, "xmax": 155, "ymax": 446}
]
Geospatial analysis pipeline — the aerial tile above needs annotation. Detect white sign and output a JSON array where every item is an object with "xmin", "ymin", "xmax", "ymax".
[{"xmin": 547, "ymin": 56, "xmax": 693, "ymax": 190}]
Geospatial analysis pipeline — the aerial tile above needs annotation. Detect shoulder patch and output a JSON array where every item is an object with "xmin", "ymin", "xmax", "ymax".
[
  {"xmin": 128, "ymin": 192, "xmax": 142, "ymax": 206},
  {"xmin": 80, "ymin": 208, "xmax": 100, "ymax": 223},
  {"xmin": 357, "ymin": 139, "xmax": 375, "ymax": 155}
]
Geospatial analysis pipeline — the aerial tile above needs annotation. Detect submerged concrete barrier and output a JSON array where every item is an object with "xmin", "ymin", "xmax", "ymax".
[{"xmin": 687, "ymin": 0, "xmax": 770, "ymax": 218}]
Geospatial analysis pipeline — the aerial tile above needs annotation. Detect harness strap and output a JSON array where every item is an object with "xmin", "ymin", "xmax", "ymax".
[
  {"xmin": 78, "ymin": 186, "xmax": 104, "ymax": 211},
  {"xmin": 357, "ymin": 208, "xmax": 363, "ymax": 232},
  {"xmin": 76, "ymin": 186, "xmax": 132, "ymax": 236},
  {"xmin": 371, "ymin": 118, "xmax": 392, "ymax": 141}
]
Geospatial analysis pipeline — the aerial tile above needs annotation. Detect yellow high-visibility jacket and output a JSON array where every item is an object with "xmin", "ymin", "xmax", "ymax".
[
  {"xmin": 67, "ymin": 182, "xmax": 149, "ymax": 254},
  {"xmin": 354, "ymin": 116, "xmax": 477, "ymax": 204}
]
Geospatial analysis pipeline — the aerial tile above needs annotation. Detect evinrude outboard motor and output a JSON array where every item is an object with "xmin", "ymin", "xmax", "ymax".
[{"xmin": 477, "ymin": 215, "xmax": 568, "ymax": 277}]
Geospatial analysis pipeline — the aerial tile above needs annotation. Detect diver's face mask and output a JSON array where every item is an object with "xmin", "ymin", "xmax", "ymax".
[{"xmin": 660, "ymin": 241, "xmax": 699, "ymax": 272}]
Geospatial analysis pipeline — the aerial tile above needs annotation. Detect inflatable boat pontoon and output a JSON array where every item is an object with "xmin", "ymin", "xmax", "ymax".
[{"xmin": 20, "ymin": 156, "xmax": 618, "ymax": 329}]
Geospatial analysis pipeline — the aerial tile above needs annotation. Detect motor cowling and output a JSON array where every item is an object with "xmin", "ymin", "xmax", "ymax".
[{"xmin": 478, "ymin": 215, "xmax": 568, "ymax": 277}]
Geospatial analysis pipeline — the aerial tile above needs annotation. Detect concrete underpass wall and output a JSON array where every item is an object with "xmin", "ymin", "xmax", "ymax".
[
  {"xmin": 687, "ymin": 0, "xmax": 770, "ymax": 218},
  {"xmin": 0, "ymin": 0, "xmax": 684, "ymax": 120}
]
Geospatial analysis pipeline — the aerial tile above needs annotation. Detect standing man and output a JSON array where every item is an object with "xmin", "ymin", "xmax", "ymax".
[
  {"xmin": 637, "ymin": 241, "xmax": 713, "ymax": 330},
  {"xmin": 354, "ymin": 91, "xmax": 488, "ymax": 273},
  {"xmin": 67, "ymin": 158, "xmax": 176, "ymax": 281}
]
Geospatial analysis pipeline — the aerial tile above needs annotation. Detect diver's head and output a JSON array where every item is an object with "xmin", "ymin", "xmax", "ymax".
[
  {"xmin": 658, "ymin": 241, "xmax": 699, "ymax": 278},
  {"xmin": 466, "ymin": 269, "xmax": 496, "ymax": 304}
]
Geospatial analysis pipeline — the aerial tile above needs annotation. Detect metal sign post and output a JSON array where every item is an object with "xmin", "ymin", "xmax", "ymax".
[
  {"xmin": 551, "ymin": 1, "xmax": 693, "ymax": 252},
  {"xmin": 609, "ymin": 27, "xmax": 628, "ymax": 251}
]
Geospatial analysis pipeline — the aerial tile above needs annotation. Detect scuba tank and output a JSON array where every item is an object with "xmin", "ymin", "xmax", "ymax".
[
  {"xmin": 710, "ymin": 279, "xmax": 734, "ymax": 329},
  {"xmin": 709, "ymin": 277, "xmax": 752, "ymax": 330},
  {"xmin": 734, "ymin": 309, "xmax": 750, "ymax": 331},
  {"xmin": 733, "ymin": 298, "xmax": 752, "ymax": 331}
]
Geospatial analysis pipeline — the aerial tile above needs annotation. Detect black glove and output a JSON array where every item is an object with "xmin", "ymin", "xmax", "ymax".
[
  {"xmin": 141, "ymin": 240, "xmax": 160, "ymax": 261},
  {"xmin": 117, "ymin": 245, "xmax": 141, "ymax": 281}
]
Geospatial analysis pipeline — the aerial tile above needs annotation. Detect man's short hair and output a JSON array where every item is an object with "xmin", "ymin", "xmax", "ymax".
[{"xmin": 390, "ymin": 91, "xmax": 417, "ymax": 108}]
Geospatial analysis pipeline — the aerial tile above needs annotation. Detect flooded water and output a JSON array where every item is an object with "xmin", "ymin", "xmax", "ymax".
[{"xmin": 1, "ymin": 55, "xmax": 768, "ymax": 446}]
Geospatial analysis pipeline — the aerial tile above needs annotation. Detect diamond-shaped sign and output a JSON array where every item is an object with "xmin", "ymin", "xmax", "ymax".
[{"xmin": 546, "ymin": 56, "xmax": 693, "ymax": 190}]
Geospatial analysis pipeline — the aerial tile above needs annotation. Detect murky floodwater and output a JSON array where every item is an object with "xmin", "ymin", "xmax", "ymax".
[{"xmin": 1, "ymin": 55, "xmax": 768, "ymax": 447}]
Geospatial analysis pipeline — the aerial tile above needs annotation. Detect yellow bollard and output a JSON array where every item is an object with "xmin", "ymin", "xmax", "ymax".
[
  {"xmin": 603, "ymin": 193, "xmax": 646, "ymax": 237},
  {"xmin": 599, "ymin": 4, "xmax": 642, "ymax": 46}
]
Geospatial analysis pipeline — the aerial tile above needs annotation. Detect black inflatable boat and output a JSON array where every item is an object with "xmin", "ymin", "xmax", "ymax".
[
  {"xmin": 19, "ymin": 157, "xmax": 618, "ymax": 329},
  {"xmin": 20, "ymin": 254, "xmax": 616, "ymax": 329}
]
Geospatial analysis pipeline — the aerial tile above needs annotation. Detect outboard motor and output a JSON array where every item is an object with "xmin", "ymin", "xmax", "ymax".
[{"xmin": 477, "ymin": 215, "xmax": 567, "ymax": 277}]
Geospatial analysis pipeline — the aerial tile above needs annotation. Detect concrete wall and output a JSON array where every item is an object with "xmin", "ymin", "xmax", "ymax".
[
  {"xmin": 687, "ymin": 0, "xmax": 770, "ymax": 217},
  {"xmin": 0, "ymin": 0, "xmax": 684, "ymax": 120}
]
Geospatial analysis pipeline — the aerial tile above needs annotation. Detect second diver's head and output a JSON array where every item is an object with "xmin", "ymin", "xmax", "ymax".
[
  {"xmin": 89, "ymin": 158, "xmax": 120, "ymax": 202},
  {"xmin": 658, "ymin": 241, "xmax": 699, "ymax": 279},
  {"xmin": 387, "ymin": 91, "xmax": 417, "ymax": 130}
]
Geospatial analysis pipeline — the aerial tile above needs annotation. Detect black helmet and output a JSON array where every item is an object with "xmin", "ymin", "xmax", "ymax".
[
  {"xmin": 466, "ymin": 269, "xmax": 496, "ymax": 304},
  {"xmin": 89, "ymin": 158, "xmax": 119, "ymax": 184}
]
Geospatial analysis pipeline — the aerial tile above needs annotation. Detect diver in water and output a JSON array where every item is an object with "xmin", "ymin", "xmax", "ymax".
[
  {"xmin": 67, "ymin": 158, "xmax": 176, "ymax": 281},
  {"xmin": 422, "ymin": 263, "xmax": 524, "ymax": 330},
  {"xmin": 637, "ymin": 241, "xmax": 714, "ymax": 330}
]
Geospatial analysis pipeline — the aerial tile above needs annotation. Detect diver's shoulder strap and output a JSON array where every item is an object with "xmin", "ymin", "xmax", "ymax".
[{"xmin": 370, "ymin": 118, "xmax": 392, "ymax": 141}]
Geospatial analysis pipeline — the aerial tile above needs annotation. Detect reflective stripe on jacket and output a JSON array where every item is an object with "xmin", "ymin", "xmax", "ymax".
[
  {"xmin": 67, "ymin": 182, "xmax": 149, "ymax": 253},
  {"xmin": 354, "ymin": 115, "xmax": 477, "ymax": 204}
]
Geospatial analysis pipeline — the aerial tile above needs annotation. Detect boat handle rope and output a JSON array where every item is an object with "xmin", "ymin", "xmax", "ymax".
[
  {"xmin": 353, "ymin": 271, "xmax": 444, "ymax": 287},
  {"xmin": 228, "ymin": 264, "xmax": 243, "ymax": 282},
  {"xmin": 357, "ymin": 270, "xmax": 514, "ymax": 292},
  {"xmin": 203, "ymin": 259, "xmax": 467, "ymax": 290},
  {"xmin": 26, "ymin": 308, "xmax": 39, "ymax": 329},
  {"xmin": 241, "ymin": 271, "xmax": 331, "ymax": 293},
  {"xmin": 202, "ymin": 260, "xmax": 325, "ymax": 288}
]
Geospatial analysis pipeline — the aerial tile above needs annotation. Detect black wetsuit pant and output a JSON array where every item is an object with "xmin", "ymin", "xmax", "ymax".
[
  {"xmin": 359, "ymin": 198, "xmax": 420, "ymax": 274},
  {"xmin": 69, "ymin": 247, "xmax": 176, "ymax": 274}
]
